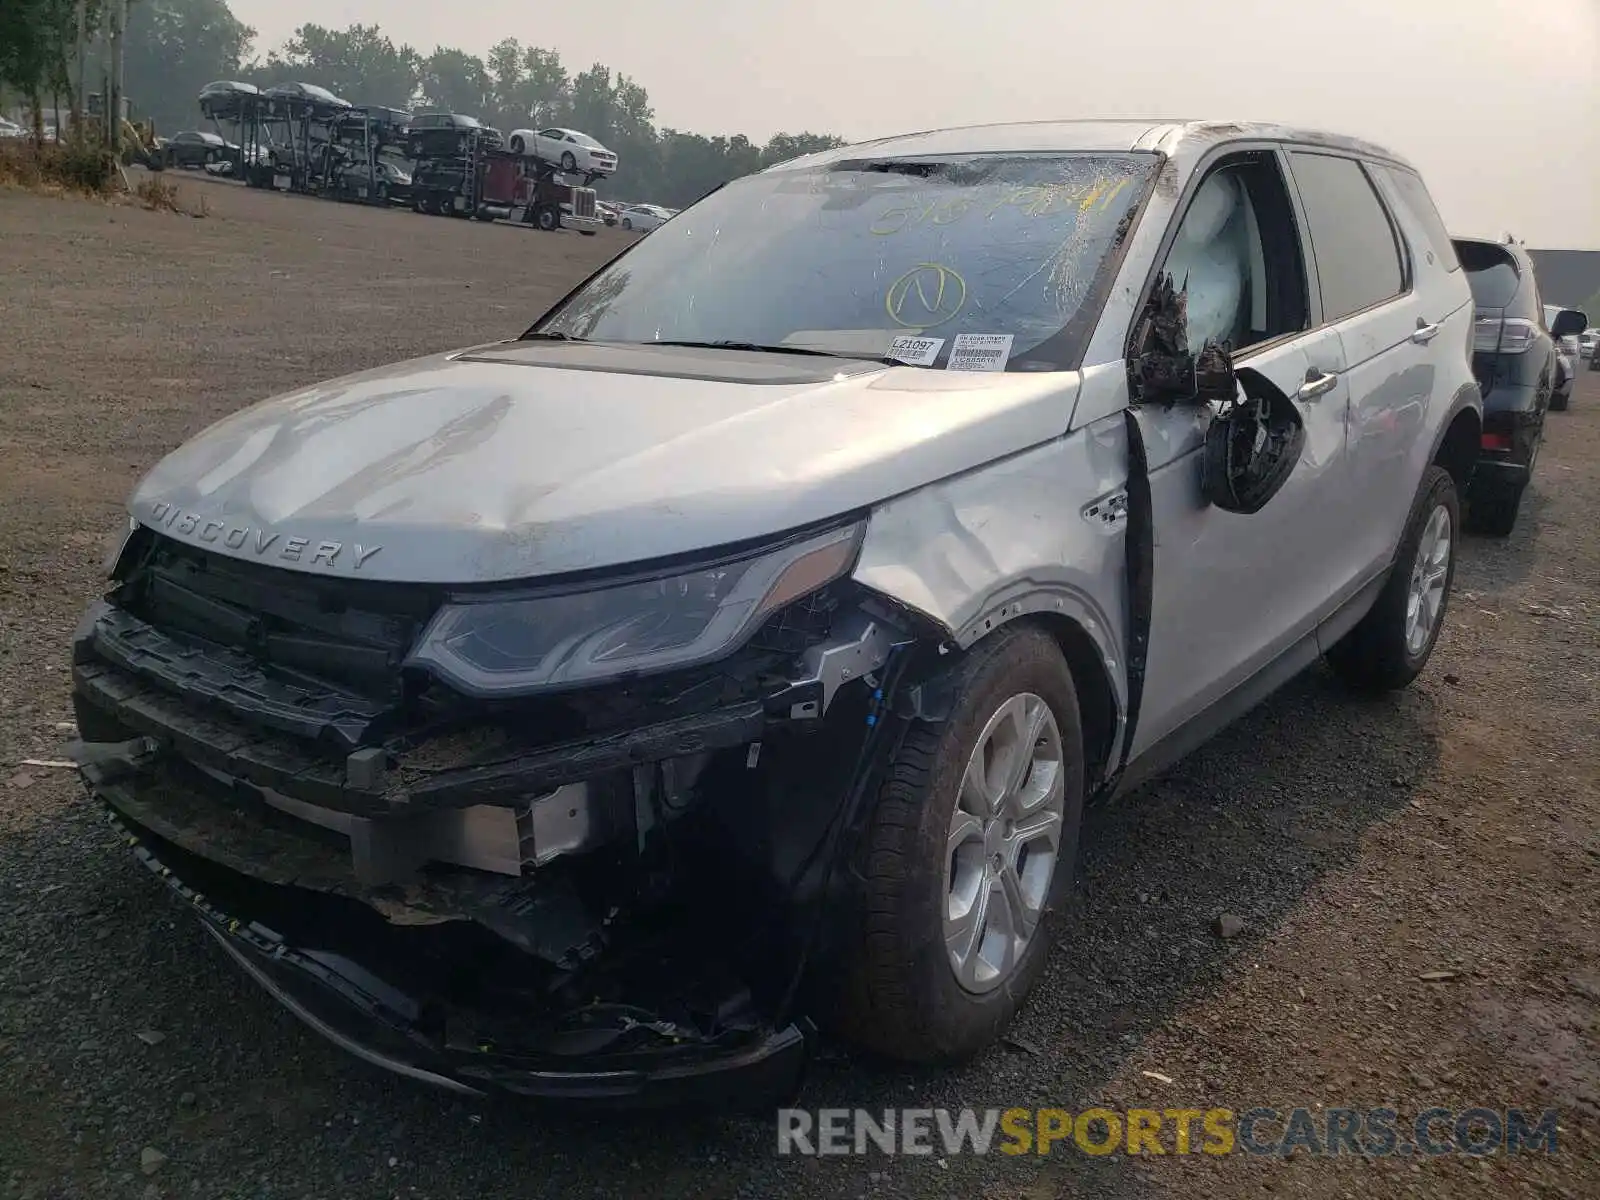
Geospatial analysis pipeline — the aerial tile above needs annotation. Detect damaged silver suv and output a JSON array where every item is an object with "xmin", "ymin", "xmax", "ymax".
[{"xmin": 72, "ymin": 121, "xmax": 1480, "ymax": 1106}]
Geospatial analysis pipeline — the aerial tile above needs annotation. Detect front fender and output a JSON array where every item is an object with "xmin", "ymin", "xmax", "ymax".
[{"xmin": 850, "ymin": 417, "xmax": 1130, "ymax": 741}]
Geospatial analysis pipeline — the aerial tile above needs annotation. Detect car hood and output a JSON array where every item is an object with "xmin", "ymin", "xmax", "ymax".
[{"xmin": 130, "ymin": 340, "xmax": 1081, "ymax": 583}]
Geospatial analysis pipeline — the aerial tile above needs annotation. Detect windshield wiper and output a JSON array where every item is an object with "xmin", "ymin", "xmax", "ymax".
[
  {"xmin": 520, "ymin": 330, "xmax": 587, "ymax": 342},
  {"xmin": 650, "ymin": 339, "xmax": 911, "ymax": 366}
]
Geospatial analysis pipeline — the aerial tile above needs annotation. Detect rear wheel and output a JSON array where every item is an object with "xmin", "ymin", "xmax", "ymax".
[
  {"xmin": 1326, "ymin": 465, "xmax": 1459, "ymax": 692},
  {"xmin": 834, "ymin": 626, "xmax": 1085, "ymax": 1063}
]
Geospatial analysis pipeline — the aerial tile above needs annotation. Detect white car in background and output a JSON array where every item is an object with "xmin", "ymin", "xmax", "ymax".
[
  {"xmin": 505, "ymin": 126, "xmax": 618, "ymax": 177},
  {"xmin": 0, "ymin": 116, "xmax": 28, "ymax": 139},
  {"xmin": 618, "ymin": 203, "xmax": 675, "ymax": 231}
]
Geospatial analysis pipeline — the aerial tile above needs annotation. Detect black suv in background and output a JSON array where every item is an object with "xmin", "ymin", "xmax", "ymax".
[{"xmin": 1452, "ymin": 236, "xmax": 1586, "ymax": 536}]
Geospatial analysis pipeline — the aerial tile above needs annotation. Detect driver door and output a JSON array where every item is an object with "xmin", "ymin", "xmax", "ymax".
[{"xmin": 1129, "ymin": 149, "xmax": 1357, "ymax": 760}]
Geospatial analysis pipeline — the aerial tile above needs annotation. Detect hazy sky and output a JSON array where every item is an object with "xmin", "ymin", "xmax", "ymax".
[{"xmin": 232, "ymin": 0, "xmax": 1599, "ymax": 247}]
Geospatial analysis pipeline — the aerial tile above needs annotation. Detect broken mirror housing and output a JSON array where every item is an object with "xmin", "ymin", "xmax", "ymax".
[
  {"xmin": 405, "ymin": 522, "xmax": 865, "ymax": 697},
  {"xmin": 1200, "ymin": 367, "xmax": 1306, "ymax": 515}
]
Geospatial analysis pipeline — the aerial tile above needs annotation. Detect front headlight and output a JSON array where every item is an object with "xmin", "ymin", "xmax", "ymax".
[{"xmin": 406, "ymin": 523, "xmax": 864, "ymax": 698}]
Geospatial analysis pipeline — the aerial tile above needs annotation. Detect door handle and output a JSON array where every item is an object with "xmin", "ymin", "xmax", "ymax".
[
  {"xmin": 1298, "ymin": 370, "xmax": 1338, "ymax": 401},
  {"xmin": 1412, "ymin": 319, "xmax": 1440, "ymax": 344}
]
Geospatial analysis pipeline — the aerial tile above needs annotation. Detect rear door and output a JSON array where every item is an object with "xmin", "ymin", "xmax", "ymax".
[{"xmin": 1284, "ymin": 151, "xmax": 1434, "ymax": 579}]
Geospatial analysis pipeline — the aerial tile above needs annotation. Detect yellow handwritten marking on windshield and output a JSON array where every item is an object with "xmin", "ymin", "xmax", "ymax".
[
  {"xmin": 871, "ymin": 177, "xmax": 1134, "ymax": 234},
  {"xmin": 885, "ymin": 263, "xmax": 968, "ymax": 329}
]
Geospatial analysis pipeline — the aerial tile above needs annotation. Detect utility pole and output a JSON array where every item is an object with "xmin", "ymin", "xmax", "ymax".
[
  {"xmin": 74, "ymin": 0, "xmax": 87, "ymax": 125},
  {"xmin": 107, "ymin": 0, "xmax": 126, "ymax": 155}
]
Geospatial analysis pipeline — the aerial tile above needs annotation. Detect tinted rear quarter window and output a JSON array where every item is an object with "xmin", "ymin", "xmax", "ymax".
[
  {"xmin": 1376, "ymin": 166, "xmax": 1460, "ymax": 272},
  {"xmin": 1288, "ymin": 151, "xmax": 1406, "ymax": 322},
  {"xmin": 1452, "ymin": 241, "xmax": 1521, "ymax": 309}
]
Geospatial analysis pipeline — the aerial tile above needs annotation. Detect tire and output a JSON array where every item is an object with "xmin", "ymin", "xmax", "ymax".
[
  {"xmin": 536, "ymin": 205, "xmax": 560, "ymax": 232},
  {"xmin": 580, "ymin": 229, "xmax": 596, "ymax": 236},
  {"xmin": 560, "ymin": 151, "xmax": 577, "ymax": 172},
  {"xmin": 1325, "ymin": 464, "xmax": 1459, "ymax": 693},
  {"xmin": 510, "ymin": 134, "xmax": 526, "ymax": 155},
  {"xmin": 375, "ymin": 183, "xmax": 389, "ymax": 205},
  {"xmin": 203, "ymin": 149, "xmax": 215, "ymax": 165},
  {"xmin": 621, "ymin": 218, "xmax": 632, "ymax": 230},
  {"xmin": 1549, "ymin": 389, "xmax": 1569, "ymax": 412},
  {"xmin": 834, "ymin": 625, "xmax": 1086, "ymax": 1064}
]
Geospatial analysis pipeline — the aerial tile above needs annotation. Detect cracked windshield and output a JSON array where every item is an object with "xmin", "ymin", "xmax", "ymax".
[{"xmin": 534, "ymin": 153, "xmax": 1155, "ymax": 371}]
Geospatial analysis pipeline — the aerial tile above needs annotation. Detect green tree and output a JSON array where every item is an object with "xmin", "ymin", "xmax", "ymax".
[
  {"xmin": 761, "ymin": 132, "xmax": 847, "ymax": 168},
  {"xmin": 124, "ymin": 0, "xmax": 254, "ymax": 134},
  {"xmin": 418, "ymin": 47, "xmax": 489, "ymax": 115},
  {"xmin": 0, "ymin": 0, "xmax": 91, "ymax": 135},
  {"xmin": 261, "ymin": 23, "xmax": 421, "ymax": 108}
]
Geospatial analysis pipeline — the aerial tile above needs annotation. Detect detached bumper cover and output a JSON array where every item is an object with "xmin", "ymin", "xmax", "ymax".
[{"xmin": 97, "ymin": 800, "xmax": 812, "ymax": 1108}]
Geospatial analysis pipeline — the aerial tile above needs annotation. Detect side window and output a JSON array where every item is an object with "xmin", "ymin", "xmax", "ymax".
[
  {"xmin": 1155, "ymin": 154, "xmax": 1309, "ymax": 354},
  {"xmin": 1375, "ymin": 166, "xmax": 1460, "ymax": 272},
  {"xmin": 1287, "ymin": 151, "xmax": 1406, "ymax": 321}
]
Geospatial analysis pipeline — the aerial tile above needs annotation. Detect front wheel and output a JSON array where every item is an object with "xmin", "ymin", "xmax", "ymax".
[
  {"xmin": 510, "ymin": 134, "xmax": 526, "ymax": 155},
  {"xmin": 1549, "ymin": 389, "xmax": 1570, "ymax": 412},
  {"xmin": 560, "ymin": 151, "xmax": 577, "ymax": 172},
  {"xmin": 1325, "ymin": 464, "xmax": 1459, "ymax": 692},
  {"xmin": 620, "ymin": 217, "xmax": 632, "ymax": 230},
  {"xmin": 834, "ymin": 626, "xmax": 1085, "ymax": 1063},
  {"xmin": 535, "ymin": 205, "xmax": 560, "ymax": 232}
]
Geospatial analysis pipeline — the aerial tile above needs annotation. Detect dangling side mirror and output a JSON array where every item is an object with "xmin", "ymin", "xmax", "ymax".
[
  {"xmin": 1551, "ymin": 308, "xmax": 1588, "ymax": 341},
  {"xmin": 1201, "ymin": 367, "xmax": 1307, "ymax": 515}
]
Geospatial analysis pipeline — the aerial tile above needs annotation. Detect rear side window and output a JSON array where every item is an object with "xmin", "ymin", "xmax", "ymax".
[
  {"xmin": 1288, "ymin": 151, "xmax": 1406, "ymax": 322},
  {"xmin": 1377, "ymin": 166, "xmax": 1460, "ymax": 272},
  {"xmin": 1452, "ymin": 241, "xmax": 1522, "ymax": 309}
]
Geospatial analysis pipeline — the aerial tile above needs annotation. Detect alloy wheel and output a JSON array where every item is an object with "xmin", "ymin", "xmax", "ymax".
[
  {"xmin": 1405, "ymin": 504, "xmax": 1452, "ymax": 656},
  {"xmin": 943, "ymin": 693, "xmax": 1065, "ymax": 994}
]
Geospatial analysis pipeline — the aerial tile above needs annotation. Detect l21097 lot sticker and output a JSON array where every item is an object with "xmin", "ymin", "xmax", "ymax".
[{"xmin": 886, "ymin": 335, "xmax": 944, "ymax": 366}]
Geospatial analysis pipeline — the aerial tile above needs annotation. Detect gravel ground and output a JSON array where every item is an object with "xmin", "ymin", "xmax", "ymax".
[{"xmin": 1, "ymin": 180, "xmax": 1596, "ymax": 1200}]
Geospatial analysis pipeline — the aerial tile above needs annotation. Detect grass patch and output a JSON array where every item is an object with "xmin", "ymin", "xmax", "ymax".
[{"xmin": 0, "ymin": 138, "xmax": 116, "ymax": 194}]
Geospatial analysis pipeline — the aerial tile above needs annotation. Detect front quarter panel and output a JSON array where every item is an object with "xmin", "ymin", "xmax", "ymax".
[{"xmin": 851, "ymin": 411, "xmax": 1130, "ymax": 718}]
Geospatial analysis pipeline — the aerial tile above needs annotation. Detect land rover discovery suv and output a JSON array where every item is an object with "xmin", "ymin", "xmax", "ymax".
[{"xmin": 71, "ymin": 121, "xmax": 1483, "ymax": 1107}]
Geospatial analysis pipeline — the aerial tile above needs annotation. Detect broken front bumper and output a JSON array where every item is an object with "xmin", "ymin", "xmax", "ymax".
[{"xmin": 94, "ymin": 790, "xmax": 811, "ymax": 1108}]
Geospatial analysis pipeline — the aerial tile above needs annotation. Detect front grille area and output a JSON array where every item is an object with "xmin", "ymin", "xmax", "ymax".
[{"xmin": 116, "ymin": 531, "xmax": 439, "ymax": 704}]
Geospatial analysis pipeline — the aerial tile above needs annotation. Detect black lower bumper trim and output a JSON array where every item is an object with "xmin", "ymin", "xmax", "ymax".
[
  {"xmin": 101, "ymin": 802, "xmax": 812, "ymax": 1110},
  {"xmin": 1471, "ymin": 457, "xmax": 1531, "ymax": 489}
]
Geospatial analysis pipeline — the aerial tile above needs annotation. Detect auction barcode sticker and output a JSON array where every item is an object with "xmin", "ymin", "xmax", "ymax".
[
  {"xmin": 886, "ymin": 335, "xmax": 944, "ymax": 366},
  {"xmin": 946, "ymin": 333, "xmax": 1014, "ymax": 372}
]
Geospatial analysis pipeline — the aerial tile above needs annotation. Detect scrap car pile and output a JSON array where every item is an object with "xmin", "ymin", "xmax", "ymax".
[{"xmin": 187, "ymin": 80, "xmax": 610, "ymax": 233}]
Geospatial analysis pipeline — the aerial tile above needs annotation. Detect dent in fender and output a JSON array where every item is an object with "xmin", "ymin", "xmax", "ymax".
[{"xmin": 851, "ymin": 415, "xmax": 1132, "ymax": 753}]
